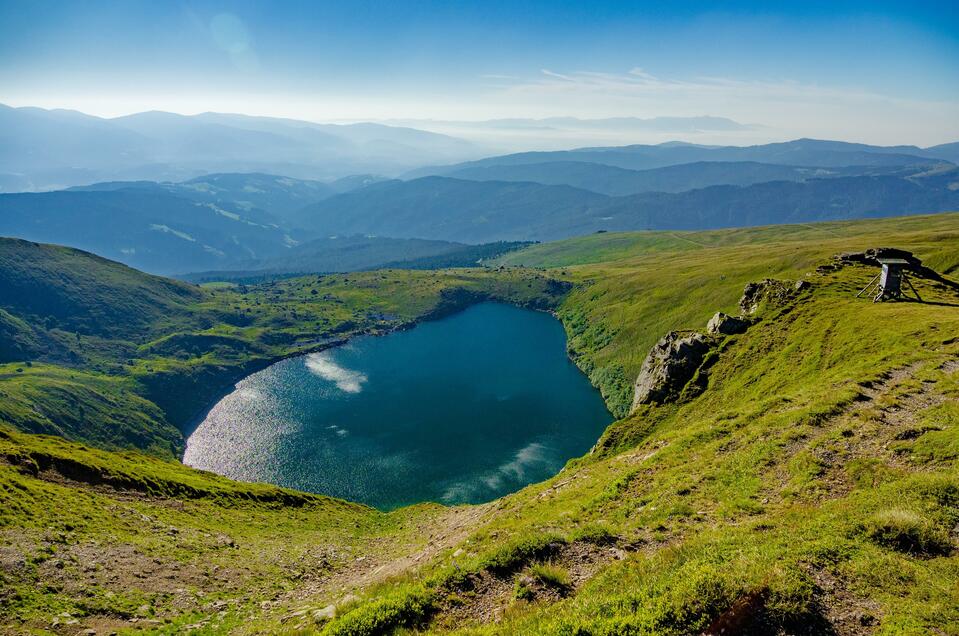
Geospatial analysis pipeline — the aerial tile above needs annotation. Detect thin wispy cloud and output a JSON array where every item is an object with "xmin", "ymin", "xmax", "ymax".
[{"xmin": 484, "ymin": 68, "xmax": 959, "ymax": 146}]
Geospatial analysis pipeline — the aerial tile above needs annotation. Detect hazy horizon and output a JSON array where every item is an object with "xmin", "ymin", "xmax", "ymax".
[{"xmin": 2, "ymin": 1, "xmax": 958, "ymax": 147}]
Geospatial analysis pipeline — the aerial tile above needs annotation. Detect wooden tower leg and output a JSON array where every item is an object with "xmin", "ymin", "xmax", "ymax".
[
  {"xmin": 904, "ymin": 275, "xmax": 922, "ymax": 302},
  {"xmin": 857, "ymin": 274, "xmax": 880, "ymax": 298}
]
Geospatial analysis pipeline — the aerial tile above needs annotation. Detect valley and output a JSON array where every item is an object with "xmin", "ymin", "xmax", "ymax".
[{"xmin": 1, "ymin": 213, "xmax": 958, "ymax": 634}]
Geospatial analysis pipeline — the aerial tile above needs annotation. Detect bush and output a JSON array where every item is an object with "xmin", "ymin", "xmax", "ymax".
[
  {"xmin": 321, "ymin": 585, "xmax": 435, "ymax": 636},
  {"xmin": 863, "ymin": 509, "xmax": 953, "ymax": 556}
]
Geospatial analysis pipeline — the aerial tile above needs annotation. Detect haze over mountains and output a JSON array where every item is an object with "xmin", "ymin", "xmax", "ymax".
[
  {"xmin": 380, "ymin": 116, "xmax": 761, "ymax": 151},
  {"xmin": 0, "ymin": 104, "xmax": 479, "ymax": 191},
  {"xmin": 1, "ymin": 107, "xmax": 958, "ymax": 276}
]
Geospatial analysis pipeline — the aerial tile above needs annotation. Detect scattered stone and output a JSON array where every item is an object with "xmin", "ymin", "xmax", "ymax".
[
  {"xmin": 706, "ymin": 312, "xmax": 750, "ymax": 336},
  {"xmin": 739, "ymin": 279, "xmax": 799, "ymax": 315},
  {"xmin": 631, "ymin": 331, "xmax": 712, "ymax": 410},
  {"xmin": 452, "ymin": 548, "xmax": 465, "ymax": 558},
  {"xmin": 312, "ymin": 605, "xmax": 336, "ymax": 623},
  {"xmin": 794, "ymin": 280, "xmax": 811, "ymax": 291}
]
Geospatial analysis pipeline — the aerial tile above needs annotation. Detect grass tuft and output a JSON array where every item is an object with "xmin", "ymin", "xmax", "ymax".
[{"xmin": 862, "ymin": 508, "xmax": 953, "ymax": 556}]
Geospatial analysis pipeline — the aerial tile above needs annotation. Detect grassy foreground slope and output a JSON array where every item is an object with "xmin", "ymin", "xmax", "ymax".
[{"xmin": 0, "ymin": 213, "xmax": 958, "ymax": 635}]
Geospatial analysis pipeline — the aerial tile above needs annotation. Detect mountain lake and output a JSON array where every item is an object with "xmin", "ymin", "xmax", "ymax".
[{"xmin": 184, "ymin": 302, "xmax": 612, "ymax": 509}]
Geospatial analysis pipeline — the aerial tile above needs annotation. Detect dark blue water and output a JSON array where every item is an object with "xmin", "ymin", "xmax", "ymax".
[{"xmin": 184, "ymin": 302, "xmax": 611, "ymax": 509}]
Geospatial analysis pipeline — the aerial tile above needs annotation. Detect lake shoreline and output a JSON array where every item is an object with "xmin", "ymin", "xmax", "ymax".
[
  {"xmin": 182, "ymin": 301, "xmax": 611, "ymax": 509},
  {"xmin": 177, "ymin": 289, "xmax": 575, "ymax": 454}
]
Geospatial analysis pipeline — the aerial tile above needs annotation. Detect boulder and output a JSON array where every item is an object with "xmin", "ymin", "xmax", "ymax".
[
  {"xmin": 706, "ymin": 312, "xmax": 749, "ymax": 336},
  {"xmin": 631, "ymin": 331, "xmax": 711, "ymax": 411}
]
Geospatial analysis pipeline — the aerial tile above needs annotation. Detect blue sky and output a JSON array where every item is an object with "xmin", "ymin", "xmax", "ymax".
[{"xmin": 1, "ymin": 0, "xmax": 957, "ymax": 144}]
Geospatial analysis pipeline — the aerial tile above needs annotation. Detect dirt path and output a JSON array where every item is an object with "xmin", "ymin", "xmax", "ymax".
[
  {"xmin": 269, "ymin": 502, "xmax": 495, "ymax": 630},
  {"xmin": 762, "ymin": 356, "xmax": 959, "ymax": 635}
]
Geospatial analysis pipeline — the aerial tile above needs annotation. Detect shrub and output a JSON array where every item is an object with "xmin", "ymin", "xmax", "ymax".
[
  {"xmin": 321, "ymin": 585, "xmax": 435, "ymax": 636},
  {"xmin": 478, "ymin": 534, "xmax": 563, "ymax": 573}
]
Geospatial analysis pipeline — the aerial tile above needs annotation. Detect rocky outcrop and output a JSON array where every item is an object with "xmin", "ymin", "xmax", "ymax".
[
  {"xmin": 631, "ymin": 331, "xmax": 712, "ymax": 410},
  {"xmin": 739, "ymin": 279, "xmax": 810, "ymax": 315},
  {"xmin": 835, "ymin": 247, "xmax": 922, "ymax": 269},
  {"xmin": 631, "ymin": 274, "xmax": 815, "ymax": 412},
  {"xmin": 821, "ymin": 247, "xmax": 959, "ymax": 294},
  {"xmin": 706, "ymin": 312, "xmax": 750, "ymax": 336}
]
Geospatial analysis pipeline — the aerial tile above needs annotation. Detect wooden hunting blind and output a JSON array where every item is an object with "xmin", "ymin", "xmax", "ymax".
[{"xmin": 857, "ymin": 257, "xmax": 921, "ymax": 302}]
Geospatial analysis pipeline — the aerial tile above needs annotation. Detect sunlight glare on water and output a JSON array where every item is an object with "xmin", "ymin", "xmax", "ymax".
[{"xmin": 184, "ymin": 303, "xmax": 611, "ymax": 509}]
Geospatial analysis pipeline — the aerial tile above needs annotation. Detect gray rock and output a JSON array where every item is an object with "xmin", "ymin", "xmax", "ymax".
[
  {"xmin": 631, "ymin": 331, "xmax": 711, "ymax": 411},
  {"xmin": 706, "ymin": 312, "xmax": 749, "ymax": 336},
  {"xmin": 312, "ymin": 605, "xmax": 336, "ymax": 623}
]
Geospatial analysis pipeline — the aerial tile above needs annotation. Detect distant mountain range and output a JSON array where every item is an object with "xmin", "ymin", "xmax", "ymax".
[
  {"xmin": 439, "ymin": 160, "xmax": 923, "ymax": 196},
  {"xmin": 68, "ymin": 172, "xmax": 364, "ymax": 225},
  {"xmin": 0, "ymin": 172, "xmax": 528, "ymax": 275},
  {"xmin": 406, "ymin": 138, "xmax": 959, "ymax": 178},
  {"xmin": 0, "ymin": 104, "xmax": 479, "ymax": 191},
  {"xmin": 388, "ymin": 115, "xmax": 752, "ymax": 133},
  {"xmin": 3, "ymin": 135, "xmax": 959, "ymax": 273},
  {"xmin": 295, "ymin": 166, "xmax": 959, "ymax": 242},
  {"xmin": 379, "ymin": 116, "xmax": 760, "ymax": 151}
]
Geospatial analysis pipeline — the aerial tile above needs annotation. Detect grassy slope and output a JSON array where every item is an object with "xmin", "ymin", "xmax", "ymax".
[
  {"xmin": 303, "ymin": 218, "xmax": 959, "ymax": 636},
  {"xmin": 0, "ymin": 214, "xmax": 958, "ymax": 634},
  {"xmin": 497, "ymin": 213, "xmax": 959, "ymax": 415}
]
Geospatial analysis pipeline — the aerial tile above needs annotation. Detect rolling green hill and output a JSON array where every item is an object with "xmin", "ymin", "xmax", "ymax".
[{"xmin": 1, "ymin": 213, "xmax": 958, "ymax": 634}]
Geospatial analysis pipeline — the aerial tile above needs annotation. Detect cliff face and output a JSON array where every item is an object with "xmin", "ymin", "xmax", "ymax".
[{"xmin": 630, "ymin": 331, "xmax": 712, "ymax": 410}]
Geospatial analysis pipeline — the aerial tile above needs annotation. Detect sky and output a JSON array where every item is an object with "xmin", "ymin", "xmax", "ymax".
[{"xmin": 1, "ymin": 0, "xmax": 958, "ymax": 146}]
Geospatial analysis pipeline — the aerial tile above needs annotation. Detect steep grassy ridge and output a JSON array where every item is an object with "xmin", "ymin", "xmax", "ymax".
[
  {"xmin": 1, "ymin": 214, "xmax": 958, "ymax": 634},
  {"xmin": 498, "ymin": 213, "xmax": 959, "ymax": 415}
]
